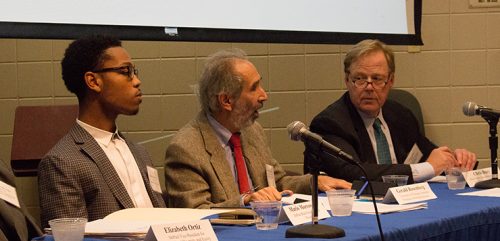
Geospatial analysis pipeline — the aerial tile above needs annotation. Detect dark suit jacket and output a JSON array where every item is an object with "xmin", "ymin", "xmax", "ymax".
[
  {"xmin": 165, "ymin": 112, "xmax": 312, "ymax": 208},
  {"xmin": 0, "ymin": 161, "xmax": 42, "ymax": 241},
  {"xmin": 38, "ymin": 124, "xmax": 165, "ymax": 228},
  {"xmin": 305, "ymin": 92, "xmax": 437, "ymax": 183}
]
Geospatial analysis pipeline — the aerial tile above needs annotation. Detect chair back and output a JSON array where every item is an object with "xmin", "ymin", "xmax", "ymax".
[
  {"xmin": 11, "ymin": 105, "xmax": 78, "ymax": 176},
  {"xmin": 388, "ymin": 89, "xmax": 425, "ymax": 135}
]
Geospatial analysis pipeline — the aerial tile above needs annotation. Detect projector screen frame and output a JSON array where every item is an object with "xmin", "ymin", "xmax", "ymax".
[{"xmin": 0, "ymin": 0, "xmax": 422, "ymax": 45}]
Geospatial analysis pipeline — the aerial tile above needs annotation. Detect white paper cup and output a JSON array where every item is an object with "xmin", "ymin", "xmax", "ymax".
[
  {"xmin": 445, "ymin": 167, "xmax": 466, "ymax": 190},
  {"xmin": 49, "ymin": 218, "xmax": 87, "ymax": 241},
  {"xmin": 250, "ymin": 201, "xmax": 282, "ymax": 230},
  {"xmin": 382, "ymin": 175, "xmax": 409, "ymax": 186},
  {"xmin": 326, "ymin": 189, "xmax": 356, "ymax": 216}
]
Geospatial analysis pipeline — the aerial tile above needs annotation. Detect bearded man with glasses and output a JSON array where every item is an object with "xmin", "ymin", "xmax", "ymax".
[
  {"xmin": 304, "ymin": 39, "xmax": 476, "ymax": 184},
  {"xmin": 38, "ymin": 35, "xmax": 165, "ymax": 228}
]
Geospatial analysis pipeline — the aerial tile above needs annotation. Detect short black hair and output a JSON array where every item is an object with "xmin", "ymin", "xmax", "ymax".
[{"xmin": 61, "ymin": 35, "xmax": 122, "ymax": 99}]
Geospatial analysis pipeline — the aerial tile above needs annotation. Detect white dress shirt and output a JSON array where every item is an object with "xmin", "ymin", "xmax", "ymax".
[
  {"xmin": 77, "ymin": 119, "xmax": 153, "ymax": 208},
  {"xmin": 359, "ymin": 111, "xmax": 435, "ymax": 182}
]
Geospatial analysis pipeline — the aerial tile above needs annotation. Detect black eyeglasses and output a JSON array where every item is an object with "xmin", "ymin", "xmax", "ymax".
[{"xmin": 92, "ymin": 65, "xmax": 138, "ymax": 80}]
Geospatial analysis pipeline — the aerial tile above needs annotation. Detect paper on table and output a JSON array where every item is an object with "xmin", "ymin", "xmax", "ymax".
[
  {"xmin": 281, "ymin": 193, "xmax": 312, "ymax": 205},
  {"xmin": 457, "ymin": 188, "xmax": 500, "ymax": 197},
  {"xmin": 86, "ymin": 208, "xmax": 233, "ymax": 234},
  {"xmin": 352, "ymin": 201, "xmax": 428, "ymax": 214},
  {"xmin": 427, "ymin": 175, "xmax": 447, "ymax": 183}
]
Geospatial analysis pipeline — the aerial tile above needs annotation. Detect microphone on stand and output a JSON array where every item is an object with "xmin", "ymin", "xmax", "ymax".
[
  {"xmin": 462, "ymin": 102, "xmax": 500, "ymax": 189},
  {"xmin": 463, "ymin": 101, "xmax": 500, "ymax": 118},
  {"xmin": 285, "ymin": 121, "xmax": 385, "ymax": 241}
]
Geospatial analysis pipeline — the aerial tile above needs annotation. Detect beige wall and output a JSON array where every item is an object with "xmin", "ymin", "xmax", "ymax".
[{"xmin": 1, "ymin": 0, "xmax": 499, "ymax": 224}]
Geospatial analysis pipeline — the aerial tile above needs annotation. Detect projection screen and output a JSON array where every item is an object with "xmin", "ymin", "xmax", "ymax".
[{"xmin": 0, "ymin": 0, "xmax": 422, "ymax": 45}]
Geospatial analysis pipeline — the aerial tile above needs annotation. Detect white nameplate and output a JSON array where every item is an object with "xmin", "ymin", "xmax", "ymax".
[
  {"xmin": 144, "ymin": 219, "xmax": 217, "ymax": 241},
  {"xmin": 404, "ymin": 144, "xmax": 423, "ymax": 164},
  {"xmin": 0, "ymin": 180, "xmax": 20, "ymax": 208},
  {"xmin": 147, "ymin": 166, "xmax": 163, "ymax": 193},
  {"xmin": 282, "ymin": 201, "xmax": 330, "ymax": 226},
  {"xmin": 463, "ymin": 168, "xmax": 492, "ymax": 187},
  {"xmin": 383, "ymin": 182, "xmax": 436, "ymax": 204},
  {"xmin": 265, "ymin": 164, "xmax": 277, "ymax": 188}
]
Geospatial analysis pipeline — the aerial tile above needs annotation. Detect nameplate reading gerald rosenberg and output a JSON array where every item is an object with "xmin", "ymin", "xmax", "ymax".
[
  {"xmin": 282, "ymin": 201, "xmax": 330, "ymax": 226},
  {"xmin": 383, "ymin": 182, "xmax": 436, "ymax": 205},
  {"xmin": 144, "ymin": 219, "xmax": 217, "ymax": 241}
]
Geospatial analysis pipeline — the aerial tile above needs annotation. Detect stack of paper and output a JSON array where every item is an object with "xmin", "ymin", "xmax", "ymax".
[
  {"xmin": 85, "ymin": 208, "xmax": 232, "ymax": 238},
  {"xmin": 352, "ymin": 201, "xmax": 428, "ymax": 214}
]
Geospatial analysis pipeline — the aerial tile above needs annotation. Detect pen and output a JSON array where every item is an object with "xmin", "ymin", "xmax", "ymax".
[
  {"xmin": 244, "ymin": 185, "xmax": 261, "ymax": 195},
  {"xmin": 356, "ymin": 180, "xmax": 369, "ymax": 199}
]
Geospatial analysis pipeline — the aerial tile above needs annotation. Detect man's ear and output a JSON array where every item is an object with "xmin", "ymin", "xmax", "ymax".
[
  {"xmin": 218, "ymin": 93, "xmax": 233, "ymax": 112},
  {"xmin": 84, "ymin": 71, "xmax": 102, "ymax": 93},
  {"xmin": 387, "ymin": 73, "xmax": 395, "ymax": 88}
]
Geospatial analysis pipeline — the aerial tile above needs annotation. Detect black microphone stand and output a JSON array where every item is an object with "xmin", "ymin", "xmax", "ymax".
[
  {"xmin": 285, "ymin": 146, "xmax": 345, "ymax": 239},
  {"xmin": 322, "ymin": 151, "xmax": 386, "ymax": 241},
  {"xmin": 474, "ymin": 113, "xmax": 500, "ymax": 189}
]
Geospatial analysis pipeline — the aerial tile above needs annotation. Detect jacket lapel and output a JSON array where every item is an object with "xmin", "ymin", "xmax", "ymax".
[
  {"xmin": 124, "ymin": 137, "xmax": 164, "ymax": 208},
  {"xmin": 70, "ymin": 124, "xmax": 135, "ymax": 209},
  {"xmin": 198, "ymin": 114, "xmax": 240, "ymax": 198},
  {"xmin": 240, "ymin": 130, "xmax": 266, "ymax": 189}
]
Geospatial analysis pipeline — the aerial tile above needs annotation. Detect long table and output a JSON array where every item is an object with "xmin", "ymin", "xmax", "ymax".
[
  {"xmin": 38, "ymin": 183, "xmax": 500, "ymax": 241},
  {"xmin": 213, "ymin": 183, "xmax": 500, "ymax": 241}
]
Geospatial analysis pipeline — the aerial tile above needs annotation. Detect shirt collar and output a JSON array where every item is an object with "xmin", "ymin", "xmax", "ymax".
[
  {"xmin": 358, "ymin": 109, "xmax": 386, "ymax": 129},
  {"xmin": 76, "ymin": 119, "xmax": 123, "ymax": 147},
  {"xmin": 206, "ymin": 114, "xmax": 233, "ymax": 145}
]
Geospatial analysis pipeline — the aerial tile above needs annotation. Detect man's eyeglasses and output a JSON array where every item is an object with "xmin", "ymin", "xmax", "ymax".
[
  {"xmin": 349, "ymin": 74, "xmax": 390, "ymax": 89},
  {"xmin": 92, "ymin": 65, "xmax": 138, "ymax": 80}
]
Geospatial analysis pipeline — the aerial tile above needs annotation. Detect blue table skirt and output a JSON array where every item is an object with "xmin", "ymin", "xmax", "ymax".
[
  {"xmin": 35, "ymin": 183, "xmax": 500, "ymax": 241},
  {"xmin": 212, "ymin": 183, "xmax": 500, "ymax": 241}
]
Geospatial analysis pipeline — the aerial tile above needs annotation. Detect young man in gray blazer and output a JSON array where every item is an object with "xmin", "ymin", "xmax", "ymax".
[
  {"xmin": 165, "ymin": 49, "xmax": 351, "ymax": 209},
  {"xmin": 38, "ymin": 35, "xmax": 165, "ymax": 228}
]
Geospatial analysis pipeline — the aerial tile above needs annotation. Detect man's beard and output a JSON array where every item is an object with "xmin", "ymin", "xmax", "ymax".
[{"xmin": 230, "ymin": 101, "xmax": 259, "ymax": 130}]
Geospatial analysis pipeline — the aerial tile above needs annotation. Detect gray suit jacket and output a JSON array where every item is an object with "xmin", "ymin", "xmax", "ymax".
[
  {"xmin": 165, "ymin": 112, "xmax": 312, "ymax": 208},
  {"xmin": 38, "ymin": 124, "xmax": 165, "ymax": 228},
  {"xmin": 0, "ymin": 160, "xmax": 42, "ymax": 241}
]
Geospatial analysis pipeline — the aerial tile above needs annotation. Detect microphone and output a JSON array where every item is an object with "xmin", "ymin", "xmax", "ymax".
[
  {"xmin": 463, "ymin": 101, "xmax": 500, "ymax": 118},
  {"xmin": 286, "ymin": 121, "xmax": 386, "ymax": 240},
  {"xmin": 287, "ymin": 121, "xmax": 354, "ymax": 163}
]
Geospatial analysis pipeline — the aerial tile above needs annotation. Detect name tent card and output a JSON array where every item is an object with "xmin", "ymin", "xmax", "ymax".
[
  {"xmin": 383, "ymin": 182, "xmax": 437, "ymax": 204},
  {"xmin": 145, "ymin": 219, "xmax": 217, "ymax": 241},
  {"xmin": 463, "ymin": 168, "xmax": 493, "ymax": 187},
  {"xmin": 282, "ymin": 201, "xmax": 330, "ymax": 226},
  {"xmin": 0, "ymin": 180, "xmax": 20, "ymax": 208}
]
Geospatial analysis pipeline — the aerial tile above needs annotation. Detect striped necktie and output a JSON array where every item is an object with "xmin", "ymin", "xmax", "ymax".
[{"xmin": 373, "ymin": 118, "xmax": 392, "ymax": 164}]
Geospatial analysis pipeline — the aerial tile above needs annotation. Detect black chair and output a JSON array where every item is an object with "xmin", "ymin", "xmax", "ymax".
[{"xmin": 388, "ymin": 89, "xmax": 425, "ymax": 135}]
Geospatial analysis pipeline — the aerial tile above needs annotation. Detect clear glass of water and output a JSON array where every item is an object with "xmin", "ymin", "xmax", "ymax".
[
  {"xmin": 250, "ymin": 201, "xmax": 282, "ymax": 230},
  {"xmin": 446, "ymin": 167, "xmax": 466, "ymax": 190},
  {"xmin": 326, "ymin": 189, "xmax": 356, "ymax": 216},
  {"xmin": 49, "ymin": 218, "xmax": 87, "ymax": 241}
]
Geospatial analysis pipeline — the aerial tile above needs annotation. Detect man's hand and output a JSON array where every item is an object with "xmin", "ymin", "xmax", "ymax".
[
  {"xmin": 317, "ymin": 176, "xmax": 352, "ymax": 191},
  {"xmin": 426, "ymin": 146, "xmax": 457, "ymax": 176},
  {"xmin": 243, "ymin": 187, "xmax": 292, "ymax": 205},
  {"xmin": 454, "ymin": 149, "xmax": 476, "ymax": 170}
]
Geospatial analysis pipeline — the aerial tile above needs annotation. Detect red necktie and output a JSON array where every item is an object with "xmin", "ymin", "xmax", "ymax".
[{"xmin": 229, "ymin": 133, "xmax": 250, "ymax": 194}]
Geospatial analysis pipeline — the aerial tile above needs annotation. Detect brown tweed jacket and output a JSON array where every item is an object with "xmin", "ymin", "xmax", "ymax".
[
  {"xmin": 0, "ymin": 160, "xmax": 42, "ymax": 241},
  {"xmin": 38, "ymin": 124, "xmax": 165, "ymax": 228},
  {"xmin": 164, "ymin": 112, "xmax": 312, "ymax": 208}
]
